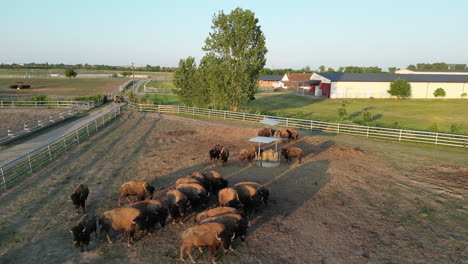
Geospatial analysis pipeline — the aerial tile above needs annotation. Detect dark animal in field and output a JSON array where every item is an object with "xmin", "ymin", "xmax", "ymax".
[
  {"xmin": 20, "ymin": 84, "xmax": 31, "ymax": 89},
  {"xmin": 189, "ymin": 172, "xmax": 211, "ymax": 191},
  {"xmin": 99, "ymin": 207, "xmax": 145, "ymax": 247},
  {"xmin": 176, "ymin": 177, "xmax": 201, "ymax": 186},
  {"xmin": 232, "ymin": 185, "xmax": 264, "ymax": 214},
  {"xmin": 9, "ymin": 84, "xmax": 19, "ymax": 89},
  {"xmin": 276, "ymin": 129, "xmax": 292, "ymax": 140},
  {"xmin": 219, "ymin": 147, "xmax": 229, "ymax": 166},
  {"xmin": 69, "ymin": 214, "xmax": 97, "ymax": 252},
  {"xmin": 209, "ymin": 144, "xmax": 224, "ymax": 161},
  {"xmin": 200, "ymin": 213, "xmax": 250, "ymax": 245},
  {"xmin": 203, "ymin": 170, "xmax": 228, "ymax": 194},
  {"xmin": 234, "ymin": 182, "xmax": 271, "ymax": 206},
  {"xmin": 118, "ymin": 181, "xmax": 155, "ymax": 206},
  {"xmin": 164, "ymin": 189, "xmax": 189, "ymax": 223},
  {"xmin": 126, "ymin": 199, "xmax": 169, "ymax": 232},
  {"xmin": 180, "ymin": 222, "xmax": 235, "ymax": 264},
  {"xmin": 258, "ymin": 128, "xmax": 276, "ymax": 137},
  {"xmin": 218, "ymin": 188, "xmax": 243, "ymax": 210},
  {"xmin": 70, "ymin": 184, "xmax": 89, "ymax": 213},
  {"xmin": 176, "ymin": 183, "xmax": 210, "ymax": 211},
  {"xmin": 287, "ymin": 128, "xmax": 299, "ymax": 140},
  {"xmin": 238, "ymin": 146, "xmax": 262, "ymax": 166},
  {"xmin": 195, "ymin": 207, "xmax": 238, "ymax": 224},
  {"xmin": 281, "ymin": 146, "xmax": 303, "ymax": 164}
]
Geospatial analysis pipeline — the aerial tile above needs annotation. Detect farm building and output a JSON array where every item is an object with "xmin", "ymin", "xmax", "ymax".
[
  {"xmin": 258, "ymin": 75, "xmax": 283, "ymax": 88},
  {"xmin": 309, "ymin": 73, "xmax": 468, "ymax": 99}
]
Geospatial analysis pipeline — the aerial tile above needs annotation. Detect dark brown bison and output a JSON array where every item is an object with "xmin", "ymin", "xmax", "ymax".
[
  {"xmin": 281, "ymin": 146, "xmax": 303, "ymax": 164},
  {"xmin": 218, "ymin": 188, "xmax": 243, "ymax": 209},
  {"xmin": 209, "ymin": 144, "xmax": 223, "ymax": 161},
  {"xmin": 70, "ymin": 184, "xmax": 89, "ymax": 213},
  {"xmin": 164, "ymin": 189, "xmax": 190, "ymax": 223},
  {"xmin": 126, "ymin": 200, "xmax": 169, "ymax": 232},
  {"xmin": 195, "ymin": 207, "xmax": 238, "ymax": 224},
  {"xmin": 189, "ymin": 172, "xmax": 211, "ymax": 191},
  {"xmin": 176, "ymin": 177, "xmax": 200, "ymax": 186},
  {"xmin": 276, "ymin": 129, "xmax": 292, "ymax": 140},
  {"xmin": 234, "ymin": 182, "xmax": 271, "ymax": 206},
  {"xmin": 232, "ymin": 184, "xmax": 264, "ymax": 214},
  {"xmin": 219, "ymin": 147, "xmax": 229, "ymax": 166},
  {"xmin": 238, "ymin": 146, "xmax": 262, "ymax": 166},
  {"xmin": 200, "ymin": 213, "xmax": 250, "ymax": 245},
  {"xmin": 287, "ymin": 128, "xmax": 299, "ymax": 140},
  {"xmin": 258, "ymin": 128, "xmax": 276, "ymax": 137},
  {"xmin": 69, "ymin": 214, "xmax": 97, "ymax": 252},
  {"xmin": 203, "ymin": 170, "xmax": 228, "ymax": 194},
  {"xmin": 176, "ymin": 183, "xmax": 210, "ymax": 211},
  {"xmin": 99, "ymin": 207, "xmax": 145, "ymax": 247},
  {"xmin": 180, "ymin": 222, "xmax": 235, "ymax": 264},
  {"xmin": 118, "ymin": 181, "xmax": 155, "ymax": 206}
]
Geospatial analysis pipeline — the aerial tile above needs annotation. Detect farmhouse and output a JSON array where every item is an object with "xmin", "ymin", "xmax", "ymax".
[
  {"xmin": 310, "ymin": 73, "xmax": 468, "ymax": 99},
  {"xmin": 258, "ymin": 75, "xmax": 283, "ymax": 88}
]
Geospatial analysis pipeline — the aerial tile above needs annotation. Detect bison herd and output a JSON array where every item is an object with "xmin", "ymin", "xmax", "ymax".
[{"xmin": 68, "ymin": 126, "xmax": 303, "ymax": 263}]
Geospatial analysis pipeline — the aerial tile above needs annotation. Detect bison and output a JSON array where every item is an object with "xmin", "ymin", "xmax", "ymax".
[
  {"xmin": 258, "ymin": 128, "xmax": 276, "ymax": 137},
  {"xmin": 69, "ymin": 214, "xmax": 97, "ymax": 252},
  {"xmin": 118, "ymin": 181, "xmax": 155, "ymax": 206},
  {"xmin": 203, "ymin": 170, "xmax": 228, "ymax": 194},
  {"xmin": 200, "ymin": 213, "xmax": 250, "ymax": 246},
  {"xmin": 164, "ymin": 189, "xmax": 190, "ymax": 223},
  {"xmin": 180, "ymin": 222, "xmax": 235, "ymax": 264},
  {"xmin": 281, "ymin": 146, "xmax": 303, "ymax": 164},
  {"xmin": 189, "ymin": 172, "xmax": 211, "ymax": 191},
  {"xmin": 126, "ymin": 199, "xmax": 169, "ymax": 232},
  {"xmin": 287, "ymin": 128, "xmax": 299, "ymax": 140},
  {"xmin": 219, "ymin": 147, "xmax": 229, "ymax": 166},
  {"xmin": 99, "ymin": 207, "xmax": 145, "ymax": 247},
  {"xmin": 195, "ymin": 207, "xmax": 238, "ymax": 224},
  {"xmin": 234, "ymin": 182, "xmax": 271, "ymax": 206},
  {"xmin": 218, "ymin": 188, "xmax": 243, "ymax": 209},
  {"xmin": 70, "ymin": 184, "xmax": 89, "ymax": 213},
  {"xmin": 209, "ymin": 144, "xmax": 223, "ymax": 162},
  {"xmin": 238, "ymin": 146, "xmax": 262, "ymax": 166},
  {"xmin": 176, "ymin": 183, "xmax": 210, "ymax": 211},
  {"xmin": 232, "ymin": 184, "xmax": 264, "ymax": 215},
  {"xmin": 276, "ymin": 129, "xmax": 292, "ymax": 140},
  {"xmin": 176, "ymin": 177, "xmax": 201, "ymax": 186}
]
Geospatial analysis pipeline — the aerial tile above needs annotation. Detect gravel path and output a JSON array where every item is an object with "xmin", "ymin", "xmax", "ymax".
[{"xmin": 0, "ymin": 104, "xmax": 119, "ymax": 166}]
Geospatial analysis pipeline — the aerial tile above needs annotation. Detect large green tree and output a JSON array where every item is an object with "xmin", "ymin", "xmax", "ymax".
[
  {"xmin": 388, "ymin": 78, "xmax": 411, "ymax": 99},
  {"xmin": 64, "ymin": 68, "xmax": 77, "ymax": 78}
]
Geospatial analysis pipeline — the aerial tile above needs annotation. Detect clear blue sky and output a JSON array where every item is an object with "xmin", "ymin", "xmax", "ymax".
[{"xmin": 1, "ymin": 0, "xmax": 467, "ymax": 70}]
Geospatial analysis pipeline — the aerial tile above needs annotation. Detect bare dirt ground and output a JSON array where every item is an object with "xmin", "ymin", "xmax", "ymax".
[
  {"xmin": 0, "ymin": 108, "xmax": 64, "ymax": 130},
  {"xmin": 0, "ymin": 112, "xmax": 466, "ymax": 264}
]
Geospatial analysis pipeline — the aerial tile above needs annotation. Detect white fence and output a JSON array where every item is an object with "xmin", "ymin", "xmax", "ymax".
[
  {"xmin": 127, "ymin": 102, "xmax": 468, "ymax": 148},
  {"xmin": 0, "ymin": 106, "xmax": 121, "ymax": 189},
  {"xmin": 0, "ymin": 108, "xmax": 80, "ymax": 145},
  {"xmin": 0, "ymin": 100, "xmax": 95, "ymax": 109}
]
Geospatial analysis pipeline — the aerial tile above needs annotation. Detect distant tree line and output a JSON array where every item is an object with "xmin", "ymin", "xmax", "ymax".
[
  {"xmin": 0, "ymin": 63, "xmax": 175, "ymax": 72},
  {"xmin": 406, "ymin": 63, "xmax": 467, "ymax": 71}
]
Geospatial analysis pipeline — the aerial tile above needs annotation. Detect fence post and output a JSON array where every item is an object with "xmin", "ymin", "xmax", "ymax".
[
  {"xmin": 243, "ymin": 113, "xmax": 246, "ymax": 121},
  {"xmin": 48, "ymin": 145, "xmax": 52, "ymax": 160},
  {"xmin": 310, "ymin": 120, "xmax": 314, "ymax": 130},
  {"xmin": 1, "ymin": 167, "xmax": 6, "ymax": 189},
  {"xmin": 435, "ymin": 133, "xmax": 438, "ymax": 145},
  {"xmin": 76, "ymin": 129, "xmax": 80, "ymax": 143},
  {"xmin": 192, "ymin": 107, "xmax": 195, "ymax": 116},
  {"xmin": 86, "ymin": 124, "xmax": 90, "ymax": 137},
  {"xmin": 366, "ymin": 126, "xmax": 370, "ymax": 137},
  {"xmin": 399, "ymin": 129, "xmax": 403, "ymax": 142},
  {"xmin": 1, "ymin": 101, "xmax": 3, "ymax": 108},
  {"xmin": 286, "ymin": 118, "xmax": 289, "ymax": 128},
  {"xmin": 208, "ymin": 109, "xmax": 211, "ymax": 118},
  {"xmin": 224, "ymin": 111, "xmax": 226, "ymax": 120},
  {"xmin": 38, "ymin": 120, "xmax": 41, "ymax": 127},
  {"xmin": 28, "ymin": 154, "xmax": 33, "ymax": 173},
  {"xmin": 337, "ymin": 123, "xmax": 340, "ymax": 134},
  {"xmin": 8, "ymin": 129, "xmax": 12, "ymax": 137},
  {"xmin": 35, "ymin": 101, "xmax": 37, "ymax": 108}
]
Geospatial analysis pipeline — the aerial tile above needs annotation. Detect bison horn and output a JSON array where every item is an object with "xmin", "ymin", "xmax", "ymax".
[
  {"xmin": 250, "ymin": 197, "xmax": 253, "ymax": 201},
  {"xmin": 231, "ymin": 233, "xmax": 236, "ymax": 240},
  {"xmin": 82, "ymin": 227, "xmax": 86, "ymax": 232},
  {"xmin": 145, "ymin": 216, "xmax": 149, "ymax": 222},
  {"xmin": 69, "ymin": 230, "xmax": 73, "ymax": 234},
  {"xmin": 215, "ymin": 233, "xmax": 221, "ymax": 242},
  {"xmin": 207, "ymin": 192, "xmax": 210, "ymax": 198}
]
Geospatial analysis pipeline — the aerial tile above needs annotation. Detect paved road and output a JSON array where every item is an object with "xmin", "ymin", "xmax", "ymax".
[{"xmin": 0, "ymin": 104, "xmax": 118, "ymax": 166}]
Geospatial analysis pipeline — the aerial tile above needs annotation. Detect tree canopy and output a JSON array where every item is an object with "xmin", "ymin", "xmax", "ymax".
[
  {"xmin": 173, "ymin": 8, "xmax": 267, "ymax": 110},
  {"xmin": 64, "ymin": 68, "xmax": 77, "ymax": 78},
  {"xmin": 388, "ymin": 78, "xmax": 411, "ymax": 99}
]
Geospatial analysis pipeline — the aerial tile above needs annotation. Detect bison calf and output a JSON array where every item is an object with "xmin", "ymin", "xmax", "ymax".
[
  {"xmin": 118, "ymin": 181, "xmax": 155, "ymax": 206},
  {"xmin": 281, "ymin": 146, "xmax": 303, "ymax": 164},
  {"xmin": 70, "ymin": 184, "xmax": 89, "ymax": 213}
]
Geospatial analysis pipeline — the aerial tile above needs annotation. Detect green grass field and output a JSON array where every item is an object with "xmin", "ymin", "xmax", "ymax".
[
  {"xmin": 242, "ymin": 94, "xmax": 468, "ymax": 134},
  {"xmin": 0, "ymin": 78, "xmax": 126, "ymax": 97},
  {"xmin": 141, "ymin": 94, "xmax": 182, "ymax": 105}
]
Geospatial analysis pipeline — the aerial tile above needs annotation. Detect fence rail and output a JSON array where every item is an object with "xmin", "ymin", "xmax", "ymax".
[
  {"xmin": 127, "ymin": 102, "xmax": 468, "ymax": 148},
  {"xmin": 0, "ymin": 106, "xmax": 121, "ymax": 189},
  {"xmin": 0, "ymin": 100, "xmax": 95, "ymax": 109}
]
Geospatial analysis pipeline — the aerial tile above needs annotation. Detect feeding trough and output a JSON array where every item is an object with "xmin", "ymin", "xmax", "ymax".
[{"xmin": 248, "ymin": 136, "xmax": 283, "ymax": 168}]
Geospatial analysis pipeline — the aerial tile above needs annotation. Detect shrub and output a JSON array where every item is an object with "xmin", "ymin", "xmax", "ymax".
[
  {"xmin": 388, "ymin": 78, "xmax": 411, "ymax": 99},
  {"xmin": 461, "ymin": 92, "xmax": 467, "ymax": 99},
  {"xmin": 428, "ymin": 123, "xmax": 439, "ymax": 132},
  {"xmin": 433, "ymin": 88, "xmax": 446, "ymax": 98},
  {"xmin": 450, "ymin": 124, "xmax": 462, "ymax": 134},
  {"xmin": 30, "ymin": 95, "xmax": 49, "ymax": 102},
  {"xmin": 362, "ymin": 111, "xmax": 373, "ymax": 125},
  {"xmin": 338, "ymin": 101, "xmax": 347, "ymax": 121}
]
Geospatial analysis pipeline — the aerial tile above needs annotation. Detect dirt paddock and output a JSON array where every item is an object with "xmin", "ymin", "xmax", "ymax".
[
  {"xmin": 0, "ymin": 112, "xmax": 466, "ymax": 264},
  {"xmin": 0, "ymin": 108, "xmax": 64, "ymax": 130}
]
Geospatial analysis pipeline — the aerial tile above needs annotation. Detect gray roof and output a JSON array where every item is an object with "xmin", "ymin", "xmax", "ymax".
[
  {"xmin": 259, "ymin": 75, "xmax": 283, "ymax": 81},
  {"xmin": 316, "ymin": 73, "xmax": 468, "ymax": 83},
  {"xmin": 411, "ymin": 69, "xmax": 468, "ymax": 72}
]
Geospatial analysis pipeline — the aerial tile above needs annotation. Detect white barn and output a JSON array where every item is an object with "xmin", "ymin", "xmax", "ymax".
[{"xmin": 310, "ymin": 73, "xmax": 468, "ymax": 99}]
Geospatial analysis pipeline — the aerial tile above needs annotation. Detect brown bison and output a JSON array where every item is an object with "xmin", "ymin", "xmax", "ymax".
[
  {"xmin": 99, "ymin": 207, "xmax": 145, "ymax": 247},
  {"xmin": 235, "ymin": 182, "xmax": 271, "ymax": 206},
  {"xmin": 287, "ymin": 128, "xmax": 299, "ymax": 140},
  {"xmin": 118, "ymin": 181, "xmax": 155, "ymax": 206},
  {"xmin": 203, "ymin": 170, "xmax": 228, "ymax": 194},
  {"xmin": 200, "ymin": 213, "xmax": 250, "ymax": 245},
  {"xmin": 218, "ymin": 188, "xmax": 243, "ymax": 209},
  {"xmin": 276, "ymin": 129, "xmax": 292, "ymax": 140},
  {"xmin": 219, "ymin": 147, "xmax": 229, "ymax": 166},
  {"xmin": 281, "ymin": 146, "xmax": 303, "ymax": 164},
  {"xmin": 232, "ymin": 185, "xmax": 264, "ymax": 214},
  {"xmin": 176, "ymin": 183, "xmax": 210, "ymax": 211},
  {"xmin": 258, "ymin": 128, "xmax": 276, "ymax": 137},
  {"xmin": 195, "ymin": 207, "xmax": 238, "ymax": 224},
  {"xmin": 69, "ymin": 214, "xmax": 97, "ymax": 252},
  {"xmin": 209, "ymin": 144, "xmax": 223, "ymax": 161},
  {"xmin": 176, "ymin": 177, "xmax": 200, "ymax": 186},
  {"xmin": 164, "ymin": 189, "xmax": 190, "ymax": 223},
  {"xmin": 189, "ymin": 172, "xmax": 211, "ymax": 191},
  {"xmin": 238, "ymin": 146, "xmax": 262, "ymax": 166},
  {"xmin": 70, "ymin": 184, "xmax": 89, "ymax": 213},
  {"xmin": 126, "ymin": 200, "xmax": 169, "ymax": 231},
  {"xmin": 180, "ymin": 222, "xmax": 235, "ymax": 264}
]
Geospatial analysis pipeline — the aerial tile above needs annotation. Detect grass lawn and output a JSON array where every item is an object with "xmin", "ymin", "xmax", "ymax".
[
  {"xmin": 242, "ymin": 93, "xmax": 468, "ymax": 134},
  {"xmin": 141, "ymin": 94, "xmax": 182, "ymax": 105},
  {"xmin": 0, "ymin": 78, "xmax": 127, "ymax": 98},
  {"xmin": 145, "ymin": 80, "xmax": 175, "ymax": 88}
]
